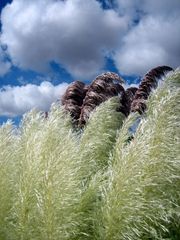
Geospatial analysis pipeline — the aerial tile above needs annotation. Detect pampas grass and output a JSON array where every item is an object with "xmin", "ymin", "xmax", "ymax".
[
  {"xmin": 0, "ymin": 108, "xmax": 82, "ymax": 240},
  {"xmin": 0, "ymin": 70, "xmax": 179, "ymax": 239},
  {"xmin": 0, "ymin": 123, "xmax": 17, "ymax": 239},
  {"xmin": 100, "ymin": 69, "xmax": 180, "ymax": 239}
]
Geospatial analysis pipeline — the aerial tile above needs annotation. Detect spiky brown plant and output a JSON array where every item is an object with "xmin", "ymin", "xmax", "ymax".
[
  {"xmin": 79, "ymin": 72, "xmax": 126, "ymax": 126},
  {"xmin": 131, "ymin": 66, "xmax": 173, "ymax": 114},
  {"xmin": 61, "ymin": 81, "xmax": 89, "ymax": 124}
]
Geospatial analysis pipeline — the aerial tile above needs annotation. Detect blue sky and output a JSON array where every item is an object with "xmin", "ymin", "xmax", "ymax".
[{"xmin": 0, "ymin": 0, "xmax": 179, "ymax": 124}]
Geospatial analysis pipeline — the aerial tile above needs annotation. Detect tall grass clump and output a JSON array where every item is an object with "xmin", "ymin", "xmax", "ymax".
[
  {"xmin": 0, "ymin": 106, "xmax": 84, "ymax": 240},
  {"xmin": 101, "ymin": 70, "xmax": 180, "ymax": 239},
  {"xmin": 73, "ymin": 97, "xmax": 125, "ymax": 239},
  {"xmin": 0, "ymin": 70, "xmax": 179, "ymax": 240}
]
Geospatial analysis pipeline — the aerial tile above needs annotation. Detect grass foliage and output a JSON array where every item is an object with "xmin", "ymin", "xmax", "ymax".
[{"xmin": 0, "ymin": 70, "xmax": 180, "ymax": 239}]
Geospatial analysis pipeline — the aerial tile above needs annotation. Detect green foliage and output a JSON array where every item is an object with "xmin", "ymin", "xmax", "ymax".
[{"xmin": 0, "ymin": 70, "xmax": 179, "ymax": 239}]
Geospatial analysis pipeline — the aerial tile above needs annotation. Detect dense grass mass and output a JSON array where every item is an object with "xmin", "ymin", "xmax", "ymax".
[{"xmin": 0, "ymin": 70, "xmax": 180, "ymax": 240}]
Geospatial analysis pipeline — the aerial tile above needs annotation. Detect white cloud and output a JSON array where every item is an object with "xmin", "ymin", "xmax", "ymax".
[
  {"xmin": 116, "ymin": 0, "xmax": 180, "ymax": 18},
  {"xmin": 0, "ymin": 47, "xmax": 11, "ymax": 76},
  {"xmin": 1, "ymin": 0, "xmax": 127, "ymax": 79},
  {"xmin": 114, "ymin": 0, "xmax": 180, "ymax": 75},
  {"xmin": 0, "ymin": 0, "xmax": 179, "ymax": 78},
  {"xmin": 0, "ymin": 60, "xmax": 11, "ymax": 77},
  {"xmin": 0, "ymin": 81, "xmax": 68, "ymax": 116},
  {"xmin": 116, "ymin": 0, "xmax": 141, "ymax": 19},
  {"xmin": 140, "ymin": 0, "xmax": 180, "ymax": 17}
]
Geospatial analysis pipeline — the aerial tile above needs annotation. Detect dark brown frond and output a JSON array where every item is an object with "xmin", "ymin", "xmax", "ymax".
[
  {"xmin": 93, "ymin": 72, "xmax": 124, "ymax": 84},
  {"xmin": 125, "ymin": 87, "xmax": 138, "ymax": 112},
  {"xmin": 79, "ymin": 72, "xmax": 125, "ymax": 126},
  {"xmin": 116, "ymin": 91, "xmax": 132, "ymax": 117},
  {"xmin": 131, "ymin": 66, "xmax": 173, "ymax": 114},
  {"xmin": 61, "ymin": 81, "xmax": 89, "ymax": 123}
]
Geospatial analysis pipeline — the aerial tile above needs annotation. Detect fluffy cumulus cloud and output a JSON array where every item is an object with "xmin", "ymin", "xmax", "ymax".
[
  {"xmin": 0, "ymin": 81, "xmax": 68, "ymax": 116},
  {"xmin": 1, "ymin": 0, "xmax": 127, "ymax": 79},
  {"xmin": 114, "ymin": 0, "xmax": 180, "ymax": 75},
  {"xmin": 0, "ymin": 0, "xmax": 180, "ymax": 78}
]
